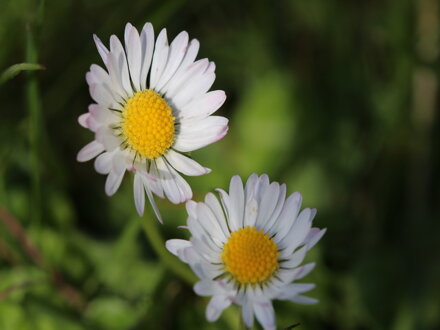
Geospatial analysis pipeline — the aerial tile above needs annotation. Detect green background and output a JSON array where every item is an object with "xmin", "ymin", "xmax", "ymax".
[{"xmin": 1, "ymin": 0, "xmax": 439, "ymax": 329}]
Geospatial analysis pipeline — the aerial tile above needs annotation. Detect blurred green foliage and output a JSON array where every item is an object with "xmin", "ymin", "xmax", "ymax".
[{"xmin": 1, "ymin": 0, "xmax": 439, "ymax": 329}]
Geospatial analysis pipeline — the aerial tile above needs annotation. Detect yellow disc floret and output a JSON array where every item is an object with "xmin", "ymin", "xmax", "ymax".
[
  {"xmin": 221, "ymin": 226, "xmax": 279, "ymax": 284},
  {"xmin": 122, "ymin": 89, "xmax": 175, "ymax": 159}
]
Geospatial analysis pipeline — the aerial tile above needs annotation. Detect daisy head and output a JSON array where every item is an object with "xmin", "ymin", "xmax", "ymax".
[
  {"xmin": 166, "ymin": 174, "xmax": 326, "ymax": 330},
  {"xmin": 77, "ymin": 22, "xmax": 228, "ymax": 222}
]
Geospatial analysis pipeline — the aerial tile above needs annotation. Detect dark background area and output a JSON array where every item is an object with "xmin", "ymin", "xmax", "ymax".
[{"xmin": 0, "ymin": 0, "xmax": 439, "ymax": 329}]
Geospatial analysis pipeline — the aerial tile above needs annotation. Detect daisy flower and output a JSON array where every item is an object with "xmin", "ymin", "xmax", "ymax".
[
  {"xmin": 77, "ymin": 22, "xmax": 228, "ymax": 221},
  {"xmin": 166, "ymin": 174, "xmax": 326, "ymax": 330}
]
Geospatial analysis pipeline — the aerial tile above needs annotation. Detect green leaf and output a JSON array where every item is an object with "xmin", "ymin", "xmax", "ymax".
[
  {"xmin": 85, "ymin": 296, "xmax": 145, "ymax": 330},
  {"xmin": 0, "ymin": 63, "xmax": 44, "ymax": 85}
]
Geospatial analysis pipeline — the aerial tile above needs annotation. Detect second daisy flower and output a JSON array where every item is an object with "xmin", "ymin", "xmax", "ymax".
[{"xmin": 167, "ymin": 174, "xmax": 326, "ymax": 330}]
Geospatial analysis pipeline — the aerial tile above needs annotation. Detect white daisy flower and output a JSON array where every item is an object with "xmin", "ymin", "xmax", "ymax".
[
  {"xmin": 77, "ymin": 22, "xmax": 228, "ymax": 222},
  {"xmin": 166, "ymin": 174, "xmax": 326, "ymax": 330}
]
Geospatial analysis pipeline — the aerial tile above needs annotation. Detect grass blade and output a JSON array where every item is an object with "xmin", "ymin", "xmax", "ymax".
[{"xmin": 0, "ymin": 63, "xmax": 45, "ymax": 85}]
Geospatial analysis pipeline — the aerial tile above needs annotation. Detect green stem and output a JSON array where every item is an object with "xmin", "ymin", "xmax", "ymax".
[
  {"xmin": 141, "ymin": 216, "xmax": 197, "ymax": 286},
  {"xmin": 26, "ymin": 25, "xmax": 43, "ymax": 226}
]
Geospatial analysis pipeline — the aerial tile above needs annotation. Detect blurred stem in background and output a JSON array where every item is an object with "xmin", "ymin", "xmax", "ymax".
[
  {"xmin": 25, "ymin": 0, "xmax": 45, "ymax": 226},
  {"xmin": 141, "ymin": 216, "xmax": 197, "ymax": 286},
  {"xmin": 0, "ymin": 206, "xmax": 85, "ymax": 310},
  {"xmin": 407, "ymin": 0, "xmax": 439, "ymax": 326},
  {"xmin": 26, "ymin": 25, "xmax": 42, "ymax": 226},
  {"xmin": 142, "ymin": 215, "xmax": 241, "ymax": 329}
]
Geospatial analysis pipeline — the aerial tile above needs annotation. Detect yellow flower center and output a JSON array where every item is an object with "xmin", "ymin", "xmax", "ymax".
[
  {"xmin": 122, "ymin": 89, "xmax": 175, "ymax": 159},
  {"xmin": 221, "ymin": 226, "xmax": 279, "ymax": 285}
]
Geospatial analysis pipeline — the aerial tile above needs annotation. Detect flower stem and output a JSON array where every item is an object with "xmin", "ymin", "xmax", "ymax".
[
  {"xmin": 26, "ymin": 21, "xmax": 42, "ymax": 227},
  {"xmin": 141, "ymin": 216, "xmax": 197, "ymax": 286}
]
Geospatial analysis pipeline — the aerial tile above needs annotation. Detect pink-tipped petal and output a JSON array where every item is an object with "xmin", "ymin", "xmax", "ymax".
[{"xmin": 77, "ymin": 141, "xmax": 104, "ymax": 162}]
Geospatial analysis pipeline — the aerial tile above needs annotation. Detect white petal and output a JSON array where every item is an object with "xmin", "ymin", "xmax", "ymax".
[
  {"xmin": 206, "ymin": 295, "xmax": 231, "ymax": 322},
  {"xmin": 196, "ymin": 202, "xmax": 227, "ymax": 245},
  {"xmin": 279, "ymin": 208, "xmax": 313, "ymax": 257},
  {"xmin": 190, "ymin": 225, "xmax": 222, "ymax": 255},
  {"xmin": 89, "ymin": 104, "xmax": 115, "ymax": 123},
  {"xmin": 85, "ymin": 71, "xmax": 96, "ymax": 86},
  {"xmin": 124, "ymin": 23, "xmax": 131, "ymax": 46},
  {"xmin": 165, "ymin": 57, "xmax": 208, "ymax": 100},
  {"xmin": 273, "ymin": 192, "xmax": 302, "ymax": 241},
  {"xmin": 144, "ymin": 184, "xmax": 163, "ymax": 223},
  {"xmin": 253, "ymin": 301, "xmax": 275, "ymax": 330},
  {"xmin": 87, "ymin": 65, "xmax": 115, "ymax": 100},
  {"xmin": 179, "ymin": 115, "xmax": 228, "ymax": 133},
  {"xmin": 161, "ymin": 39, "xmax": 200, "ymax": 95},
  {"xmin": 186, "ymin": 200, "xmax": 198, "ymax": 218},
  {"xmin": 166, "ymin": 239, "xmax": 191, "ymax": 259},
  {"xmin": 155, "ymin": 159, "xmax": 181, "ymax": 203},
  {"xmin": 276, "ymin": 268, "xmax": 299, "ymax": 285},
  {"xmin": 260, "ymin": 285, "xmax": 279, "ymax": 301},
  {"xmin": 205, "ymin": 61, "xmax": 216, "ymax": 74},
  {"xmin": 95, "ymin": 126, "xmax": 121, "ymax": 151},
  {"xmin": 228, "ymin": 175, "xmax": 245, "ymax": 230},
  {"xmin": 77, "ymin": 141, "xmax": 104, "ymax": 162},
  {"xmin": 305, "ymin": 228, "xmax": 326, "ymax": 250},
  {"xmin": 94, "ymin": 151, "xmax": 113, "ymax": 174},
  {"xmin": 172, "ymin": 72, "xmax": 216, "ymax": 108},
  {"xmin": 242, "ymin": 302, "xmax": 254, "ymax": 328},
  {"xmin": 278, "ymin": 263, "xmax": 316, "ymax": 283},
  {"xmin": 156, "ymin": 158, "xmax": 182, "ymax": 204},
  {"xmin": 280, "ymin": 245, "xmax": 308, "ymax": 268},
  {"xmin": 155, "ymin": 157, "xmax": 192, "ymax": 204},
  {"xmin": 215, "ymin": 188, "xmax": 231, "ymax": 228},
  {"xmin": 294, "ymin": 262, "xmax": 316, "ymax": 280},
  {"xmin": 288, "ymin": 283, "xmax": 316, "ymax": 294},
  {"xmin": 243, "ymin": 198, "xmax": 258, "ymax": 227},
  {"xmin": 194, "ymin": 280, "xmax": 214, "ymax": 296},
  {"xmin": 145, "ymin": 161, "xmax": 164, "ymax": 198},
  {"xmin": 155, "ymin": 31, "xmax": 189, "ymax": 91},
  {"xmin": 289, "ymin": 295, "xmax": 318, "ymax": 305},
  {"xmin": 204, "ymin": 193, "xmax": 230, "ymax": 238},
  {"xmin": 165, "ymin": 149, "xmax": 210, "ymax": 176},
  {"xmin": 105, "ymin": 52, "xmax": 128, "ymax": 100},
  {"xmin": 78, "ymin": 113, "xmax": 90, "ymax": 129},
  {"xmin": 187, "ymin": 216, "xmax": 206, "ymax": 241},
  {"xmin": 264, "ymin": 183, "xmax": 286, "ymax": 232},
  {"xmin": 93, "ymin": 34, "xmax": 109, "ymax": 64},
  {"xmin": 179, "ymin": 90, "xmax": 226, "ymax": 120},
  {"xmin": 149, "ymin": 28, "xmax": 169, "ymax": 89},
  {"xmin": 109, "ymin": 35, "xmax": 132, "ymax": 96},
  {"xmin": 244, "ymin": 173, "xmax": 259, "ymax": 200},
  {"xmin": 105, "ymin": 168, "xmax": 125, "ymax": 196},
  {"xmin": 134, "ymin": 172, "xmax": 145, "ymax": 216},
  {"xmin": 124, "ymin": 23, "xmax": 142, "ymax": 91},
  {"xmin": 88, "ymin": 65, "xmax": 125, "ymax": 106},
  {"xmin": 166, "ymin": 167, "xmax": 193, "ymax": 202},
  {"xmin": 188, "ymin": 260, "xmax": 205, "ymax": 279},
  {"xmin": 89, "ymin": 64, "xmax": 109, "ymax": 83},
  {"xmin": 194, "ymin": 280, "xmax": 226, "ymax": 297},
  {"xmin": 89, "ymin": 83, "xmax": 114, "ymax": 107},
  {"xmin": 278, "ymin": 283, "xmax": 316, "ymax": 300},
  {"xmin": 254, "ymin": 174, "xmax": 270, "ymax": 202},
  {"xmin": 139, "ymin": 22, "xmax": 155, "ymax": 90},
  {"xmin": 173, "ymin": 120, "xmax": 228, "ymax": 152},
  {"xmin": 255, "ymin": 182, "xmax": 280, "ymax": 229},
  {"xmin": 112, "ymin": 152, "xmax": 126, "ymax": 174},
  {"xmin": 85, "ymin": 114, "xmax": 100, "ymax": 132}
]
